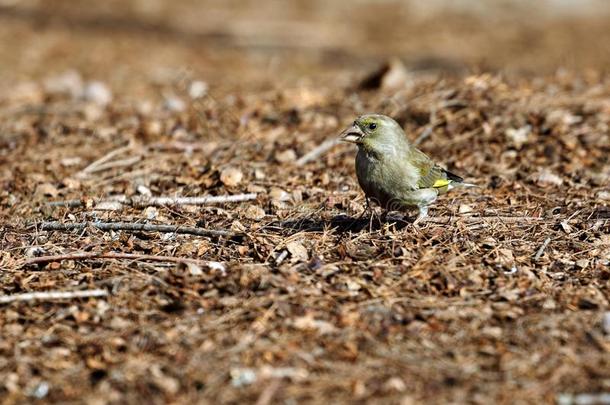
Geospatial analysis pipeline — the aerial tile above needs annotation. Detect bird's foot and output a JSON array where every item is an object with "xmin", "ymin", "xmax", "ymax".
[
  {"xmin": 412, "ymin": 206, "xmax": 429, "ymax": 226},
  {"xmin": 368, "ymin": 210, "xmax": 378, "ymax": 232},
  {"xmin": 380, "ymin": 210, "xmax": 389, "ymax": 223},
  {"xmin": 357, "ymin": 198, "xmax": 371, "ymax": 220},
  {"xmin": 350, "ymin": 197, "xmax": 376, "ymax": 232}
]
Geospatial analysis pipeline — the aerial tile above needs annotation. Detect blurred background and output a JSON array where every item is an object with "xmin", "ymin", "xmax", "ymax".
[{"xmin": 0, "ymin": 0, "xmax": 610, "ymax": 92}]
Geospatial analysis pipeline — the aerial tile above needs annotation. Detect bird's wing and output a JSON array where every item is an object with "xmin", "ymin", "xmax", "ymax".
[{"xmin": 408, "ymin": 148, "xmax": 462, "ymax": 189}]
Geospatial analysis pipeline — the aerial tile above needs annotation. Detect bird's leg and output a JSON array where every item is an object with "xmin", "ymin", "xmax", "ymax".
[
  {"xmin": 412, "ymin": 206, "xmax": 429, "ymax": 226},
  {"xmin": 368, "ymin": 207, "xmax": 377, "ymax": 233},
  {"xmin": 380, "ymin": 210, "xmax": 389, "ymax": 223},
  {"xmin": 349, "ymin": 197, "xmax": 374, "ymax": 232},
  {"xmin": 367, "ymin": 199, "xmax": 383, "ymax": 233},
  {"xmin": 357, "ymin": 197, "xmax": 371, "ymax": 219}
]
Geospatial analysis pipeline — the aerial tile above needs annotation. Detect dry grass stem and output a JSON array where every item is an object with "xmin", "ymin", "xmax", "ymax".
[
  {"xmin": 37, "ymin": 221, "xmax": 235, "ymax": 237},
  {"xmin": 19, "ymin": 251, "xmax": 225, "ymax": 270},
  {"xmin": 0, "ymin": 289, "xmax": 108, "ymax": 304}
]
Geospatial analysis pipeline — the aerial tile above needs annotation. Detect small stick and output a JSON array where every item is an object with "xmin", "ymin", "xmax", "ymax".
[
  {"xmin": 385, "ymin": 216, "xmax": 548, "ymax": 226},
  {"xmin": 48, "ymin": 195, "xmax": 129, "ymax": 208},
  {"xmin": 37, "ymin": 221, "xmax": 234, "ymax": 237},
  {"xmin": 412, "ymin": 125, "xmax": 435, "ymax": 147},
  {"xmin": 91, "ymin": 168, "xmax": 151, "ymax": 188},
  {"xmin": 82, "ymin": 156, "xmax": 142, "ymax": 175},
  {"xmin": 129, "ymin": 194, "xmax": 258, "ymax": 207},
  {"xmin": 20, "ymin": 251, "xmax": 224, "ymax": 269},
  {"xmin": 296, "ymin": 138, "xmax": 339, "ymax": 166},
  {"xmin": 274, "ymin": 250, "xmax": 289, "ymax": 265},
  {"xmin": 0, "ymin": 289, "xmax": 107, "ymax": 304},
  {"xmin": 148, "ymin": 141, "xmax": 213, "ymax": 152},
  {"xmin": 421, "ymin": 215, "xmax": 547, "ymax": 224},
  {"xmin": 255, "ymin": 379, "xmax": 282, "ymax": 405},
  {"xmin": 48, "ymin": 199, "xmax": 87, "ymax": 208},
  {"xmin": 413, "ymin": 107, "xmax": 439, "ymax": 147},
  {"xmin": 76, "ymin": 145, "xmax": 133, "ymax": 178},
  {"xmin": 47, "ymin": 193, "xmax": 258, "ymax": 208},
  {"xmin": 534, "ymin": 237, "xmax": 552, "ymax": 261}
]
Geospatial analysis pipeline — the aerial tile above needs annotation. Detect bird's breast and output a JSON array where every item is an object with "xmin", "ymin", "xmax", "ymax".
[{"xmin": 355, "ymin": 148, "xmax": 419, "ymax": 207}]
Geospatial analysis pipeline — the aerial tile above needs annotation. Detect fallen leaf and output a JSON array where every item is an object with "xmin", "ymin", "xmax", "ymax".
[
  {"xmin": 220, "ymin": 167, "xmax": 243, "ymax": 187},
  {"xmin": 293, "ymin": 314, "xmax": 337, "ymax": 334},
  {"xmin": 35, "ymin": 183, "xmax": 59, "ymax": 197},
  {"xmin": 286, "ymin": 241, "xmax": 308, "ymax": 262},
  {"xmin": 243, "ymin": 204, "xmax": 265, "ymax": 221}
]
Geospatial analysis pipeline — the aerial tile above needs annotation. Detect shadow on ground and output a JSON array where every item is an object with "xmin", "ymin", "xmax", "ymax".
[{"xmin": 270, "ymin": 214, "xmax": 415, "ymax": 234}]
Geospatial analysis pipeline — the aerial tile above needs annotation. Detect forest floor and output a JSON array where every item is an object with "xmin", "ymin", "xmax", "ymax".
[{"xmin": 0, "ymin": 1, "xmax": 609, "ymax": 404}]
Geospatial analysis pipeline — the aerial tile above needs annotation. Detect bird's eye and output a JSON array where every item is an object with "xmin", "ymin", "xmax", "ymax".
[{"xmin": 368, "ymin": 123, "xmax": 377, "ymax": 130}]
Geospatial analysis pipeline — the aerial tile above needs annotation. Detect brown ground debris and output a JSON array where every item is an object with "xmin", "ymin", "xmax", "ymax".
[{"xmin": 0, "ymin": 1, "xmax": 609, "ymax": 404}]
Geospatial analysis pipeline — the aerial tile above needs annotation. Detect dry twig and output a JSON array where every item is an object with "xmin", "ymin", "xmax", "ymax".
[
  {"xmin": 75, "ymin": 145, "xmax": 134, "ymax": 178},
  {"xmin": 420, "ymin": 215, "xmax": 548, "ymax": 224},
  {"xmin": 19, "ymin": 251, "xmax": 225, "ymax": 270},
  {"xmin": 0, "ymin": 289, "xmax": 108, "ymax": 304},
  {"xmin": 83, "ymin": 156, "xmax": 142, "ymax": 174},
  {"xmin": 47, "ymin": 193, "xmax": 258, "ymax": 208},
  {"xmin": 413, "ymin": 107, "xmax": 439, "ymax": 146},
  {"xmin": 255, "ymin": 379, "xmax": 282, "ymax": 405},
  {"xmin": 296, "ymin": 138, "xmax": 340, "ymax": 166},
  {"xmin": 37, "ymin": 221, "xmax": 235, "ymax": 237},
  {"xmin": 148, "ymin": 141, "xmax": 217, "ymax": 152},
  {"xmin": 534, "ymin": 237, "xmax": 552, "ymax": 261},
  {"xmin": 129, "ymin": 194, "xmax": 258, "ymax": 207},
  {"xmin": 274, "ymin": 250, "xmax": 289, "ymax": 265}
]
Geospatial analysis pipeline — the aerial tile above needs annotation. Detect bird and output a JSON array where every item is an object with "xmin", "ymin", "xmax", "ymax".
[{"xmin": 340, "ymin": 113, "xmax": 475, "ymax": 224}]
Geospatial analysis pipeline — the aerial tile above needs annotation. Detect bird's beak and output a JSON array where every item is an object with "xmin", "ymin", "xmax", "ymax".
[{"xmin": 340, "ymin": 125, "xmax": 364, "ymax": 144}]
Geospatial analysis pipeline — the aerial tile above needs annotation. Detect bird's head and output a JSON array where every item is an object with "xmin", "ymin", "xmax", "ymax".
[{"xmin": 340, "ymin": 114, "xmax": 407, "ymax": 154}]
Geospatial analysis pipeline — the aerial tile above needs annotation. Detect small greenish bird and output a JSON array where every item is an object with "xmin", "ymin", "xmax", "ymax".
[{"xmin": 340, "ymin": 114, "xmax": 475, "ymax": 223}]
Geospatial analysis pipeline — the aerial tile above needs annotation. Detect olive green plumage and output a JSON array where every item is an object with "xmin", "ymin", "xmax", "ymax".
[{"xmin": 340, "ymin": 114, "xmax": 473, "ymax": 222}]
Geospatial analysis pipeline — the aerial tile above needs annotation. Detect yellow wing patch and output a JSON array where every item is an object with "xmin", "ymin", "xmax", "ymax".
[{"xmin": 432, "ymin": 179, "xmax": 451, "ymax": 188}]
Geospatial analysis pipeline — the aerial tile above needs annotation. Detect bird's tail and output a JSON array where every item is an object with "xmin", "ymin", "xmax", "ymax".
[
  {"xmin": 444, "ymin": 169, "xmax": 464, "ymax": 183},
  {"xmin": 443, "ymin": 169, "xmax": 480, "ymax": 189},
  {"xmin": 446, "ymin": 181, "xmax": 479, "ymax": 191}
]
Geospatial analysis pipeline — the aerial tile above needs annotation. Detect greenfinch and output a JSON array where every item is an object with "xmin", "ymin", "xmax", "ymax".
[{"xmin": 340, "ymin": 114, "xmax": 475, "ymax": 223}]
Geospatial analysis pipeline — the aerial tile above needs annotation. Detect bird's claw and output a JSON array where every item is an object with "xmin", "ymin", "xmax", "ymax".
[
  {"xmin": 413, "ymin": 206, "xmax": 429, "ymax": 226},
  {"xmin": 357, "ymin": 197, "xmax": 371, "ymax": 220}
]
